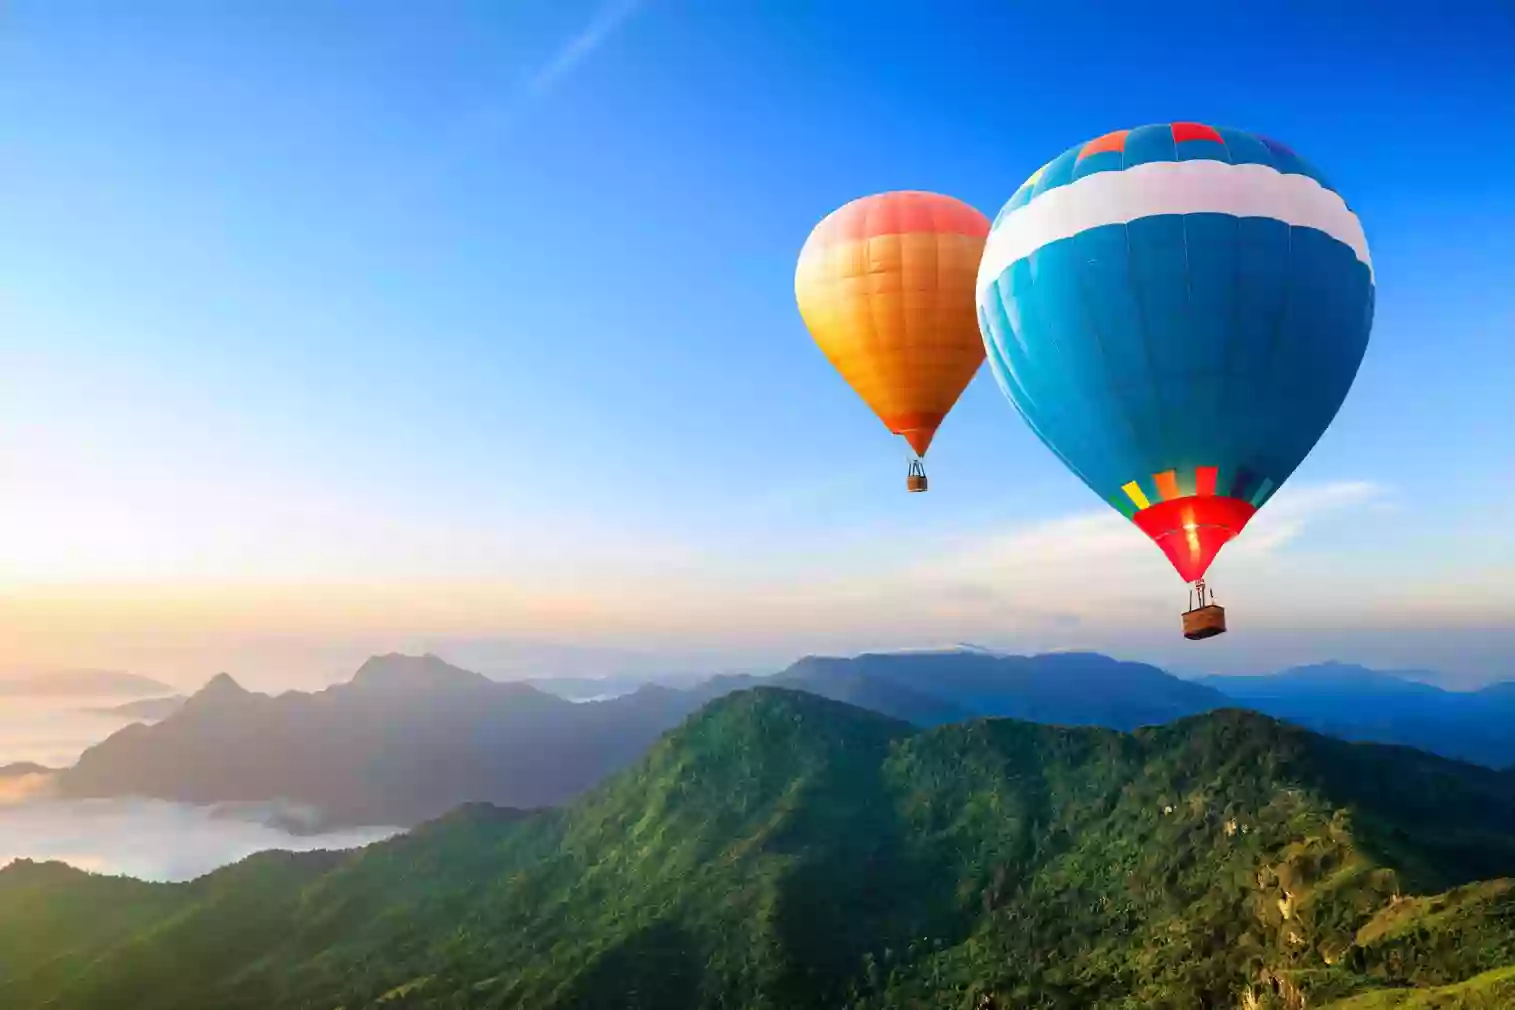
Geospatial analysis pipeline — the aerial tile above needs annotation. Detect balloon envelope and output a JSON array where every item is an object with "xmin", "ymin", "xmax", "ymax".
[
  {"xmin": 797, "ymin": 191, "xmax": 990, "ymax": 457},
  {"xmin": 976, "ymin": 124, "xmax": 1374, "ymax": 582}
]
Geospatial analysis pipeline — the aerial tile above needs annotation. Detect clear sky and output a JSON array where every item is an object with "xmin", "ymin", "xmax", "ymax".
[{"xmin": 3, "ymin": 1, "xmax": 1514, "ymax": 687}]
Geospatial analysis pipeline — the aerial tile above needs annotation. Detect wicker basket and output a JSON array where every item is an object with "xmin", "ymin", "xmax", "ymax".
[
  {"xmin": 1182, "ymin": 604, "xmax": 1227, "ymax": 640},
  {"xmin": 906, "ymin": 473, "xmax": 928, "ymax": 493}
]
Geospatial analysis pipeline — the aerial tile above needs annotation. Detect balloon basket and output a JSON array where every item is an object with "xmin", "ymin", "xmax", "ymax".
[
  {"xmin": 906, "ymin": 458, "xmax": 928, "ymax": 493},
  {"xmin": 1182, "ymin": 604, "xmax": 1227, "ymax": 640}
]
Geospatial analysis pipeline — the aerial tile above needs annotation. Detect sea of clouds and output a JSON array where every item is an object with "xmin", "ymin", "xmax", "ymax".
[
  {"xmin": 0, "ymin": 794, "xmax": 400, "ymax": 882},
  {"xmin": 1, "ymin": 696, "xmax": 400, "ymax": 882}
]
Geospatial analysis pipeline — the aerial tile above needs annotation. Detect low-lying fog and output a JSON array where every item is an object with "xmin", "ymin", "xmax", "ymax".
[
  {"xmin": 1, "ymin": 696, "xmax": 401, "ymax": 882},
  {"xmin": 0, "ymin": 796, "xmax": 401, "ymax": 882},
  {"xmin": 0, "ymin": 695, "xmax": 142, "ymax": 769}
]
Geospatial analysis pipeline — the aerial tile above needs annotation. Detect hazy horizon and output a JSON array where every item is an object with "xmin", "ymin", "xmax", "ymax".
[{"xmin": 4, "ymin": 633, "xmax": 1508, "ymax": 699}]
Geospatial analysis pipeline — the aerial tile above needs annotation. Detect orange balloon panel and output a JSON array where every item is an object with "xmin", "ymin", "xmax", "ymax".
[{"xmin": 795, "ymin": 191, "xmax": 990, "ymax": 457}]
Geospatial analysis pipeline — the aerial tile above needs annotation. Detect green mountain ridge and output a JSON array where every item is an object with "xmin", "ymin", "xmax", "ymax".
[{"xmin": 5, "ymin": 689, "xmax": 1515, "ymax": 1009}]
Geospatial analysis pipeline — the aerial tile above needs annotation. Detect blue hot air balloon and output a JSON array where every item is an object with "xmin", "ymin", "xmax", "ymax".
[{"xmin": 976, "ymin": 123, "xmax": 1374, "ymax": 639}]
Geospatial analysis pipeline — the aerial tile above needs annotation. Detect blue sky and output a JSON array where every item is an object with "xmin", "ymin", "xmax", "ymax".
[{"xmin": 3, "ymin": 1, "xmax": 1514, "ymax": 685}]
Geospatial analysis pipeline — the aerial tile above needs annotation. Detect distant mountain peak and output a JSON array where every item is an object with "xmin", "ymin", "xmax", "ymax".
[
  {"xmin": 844, "ymin": 643, "xmax": 1005, "ymax": 658},
  {"xmin": 350, "ymin": 653, "xmax": 492, "ymax": 691},
  {"xmin": 1207, "ymin": 662, "xmax": 1446, "ymax": 694},
  {"xmin": 202, "ymin": 672, "xmax": 247, "ymax": 694},
  {"xmin": 180, "ymin": 673, "xmax": 251, "ymax": 712},
  {"xmin": 58, "ymin": 648, "xmax": 709, "ymax": 827}
]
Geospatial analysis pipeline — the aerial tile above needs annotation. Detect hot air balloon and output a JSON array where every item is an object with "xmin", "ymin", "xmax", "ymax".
[
  {"xmin": 797, "ymin": 191, "xmax": 991, "ymax": 492},
  {"xmin": 976, "ymin": 124, "xmax": 1374, "ymax": 638}
]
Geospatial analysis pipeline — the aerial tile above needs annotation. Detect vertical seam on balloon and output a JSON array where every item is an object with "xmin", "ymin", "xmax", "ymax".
[
  {"xmin": 1120, "ymin": 219, "xmax": 1174, "ymax": 506},
  {"xmin": 895, "ymin": 228, "xmax": 916, "ymax": 444},
  {"xmin": 878, "ymin": 204, "xmax": 899, "ymax": 431},
  {"xmin": 1215, "ymin": 211, "xmax": 1245, "ymax": 494},
  {"xmin": 1178, "ymin": 201, "xmax": 1199, "ymax": 461},
  {"xmin": 1250, "ymin": 223, "xmax": 1294, "ymax": 499},
  {"xmin": 1246, "ymin": 138, "xmax": 1295, "ymax": 498},
  {"xmin": 1088, "ymin": 125, "xmax": 1154, "ymax": 492},
  {"xmin": 1013, "ymin": 257, "xmax": 1099, "ymax": 492},
  {"xmin": 853, "ymin": 264, "xmax": 880, "ymax": 419},
  {"xmin": 989, "ymin": 284, "xmax": 1066, "ymax": 475},
  {"xmin": 1211, "ymin": 130, "xmax": 1242, "ymax": 496},
  {"xmin": 894, "ymin": 211, "xmax": 913, "ymax": 434},
  {"xmin": 899, "ymin": 226, "xmax": 918, "ymax": 443},
  {"xmin": 985, "ymin": 286, "xmax": 1060, "ymax": 476},
  {"xmin": 863, "ymin": 210, "xmax": 889, "ymax": 431},
  {"xmin": 1073, "ymin": 229, "xmax": 1146, "ymax": 495}
]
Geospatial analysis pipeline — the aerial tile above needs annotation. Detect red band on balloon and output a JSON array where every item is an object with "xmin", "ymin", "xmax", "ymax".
[{"xmin": 1132, "ymin": 495, "xmax": 1258, "ymax": 583}]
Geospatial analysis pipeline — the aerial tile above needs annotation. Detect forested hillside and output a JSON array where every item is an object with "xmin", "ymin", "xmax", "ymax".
[{"xmin": 6, "ymin": 689, "xmax": 1515, "ymax": 1009}]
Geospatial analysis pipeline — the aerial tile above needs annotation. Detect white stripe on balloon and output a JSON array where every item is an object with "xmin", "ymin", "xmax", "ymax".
[{"xmin": 977, "ymin": 159, "xmax": 1373, "ymax": 298}]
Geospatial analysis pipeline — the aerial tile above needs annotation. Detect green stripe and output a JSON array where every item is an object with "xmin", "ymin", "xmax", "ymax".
[{"xmin": 1109, "ymin": 495, "xmax": 1139, "ymax": 520}]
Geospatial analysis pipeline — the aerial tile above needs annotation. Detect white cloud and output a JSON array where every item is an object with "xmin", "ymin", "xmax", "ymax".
[
  {"xmin": 0, "ymin": 798, "xmax": 398, "ymax": 883},
  {"xmin": 902, "ymin": 480, "xmax": 1388, "ymax": 629},
  {"xmin": 526, "ymin": 0, "xmax": 644, "ymax": 99},
  {"xmin": 1224, "ymin": 481, "xmax": 1382, "ymax": 558},
  {"xmin": 446, "ymin": 0, "xmax": 647, "ymax": 148}
]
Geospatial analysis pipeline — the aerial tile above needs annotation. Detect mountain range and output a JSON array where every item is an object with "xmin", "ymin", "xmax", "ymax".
[
  {"xmin": 50, "ymin": 650, "xmax": 1515, "ymax": 828},
  {"xmin": 6, "ymin": 689, "xmax": 1515, "ymax": 1009},
  {"xmin": 0, "ymin": 670, "xmax": 174, "ymax": 698},
  {"xmin": 1200, "ymin": 661, "xmax": 1515, "ymax": 768},
  {"xmin": 54, "ymin": 651, "xmax": 1226, "ymax": 827},
  {"xmin": 58, "ymin": 655, "xmax": 713, "ymax": 828}
]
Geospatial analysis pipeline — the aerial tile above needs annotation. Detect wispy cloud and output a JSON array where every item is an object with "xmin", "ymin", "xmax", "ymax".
[
  {"xmin": 526, "ymin": 0, "xmax": 644, "ymax": 99},
  {"xmin": 449, "ymin": 0, "xmax": 646, "ymax": 143},
  {"xmin": 1224, "ymin": 480, "xmax": 1383, "ymax": 558},
  {"xmin": 0, "ymin": 798, "xmax": 398, "ymax": 882},
  {"xmin": 0, "ymin": 771, "xmax": 55, "ymax": 806},
  {"xmin": 903, "ymin": 480, "xmax": 1389, "ymax": 628}
]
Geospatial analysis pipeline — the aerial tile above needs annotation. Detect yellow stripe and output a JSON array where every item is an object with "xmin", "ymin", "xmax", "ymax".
[{"xmin": 1121, "ymin": 481, "xmax": 1151, "ymax": 510}]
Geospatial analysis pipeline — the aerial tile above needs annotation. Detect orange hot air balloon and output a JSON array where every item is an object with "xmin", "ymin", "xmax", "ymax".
[{"xmin": 795, "ymin": 191, "xmax": 991, "ymax": 492}]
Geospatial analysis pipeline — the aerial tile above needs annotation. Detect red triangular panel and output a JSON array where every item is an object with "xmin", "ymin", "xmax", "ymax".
[{"xmin": 1131, "ymin": 495, "xmax": 1259, "ymax": 583}]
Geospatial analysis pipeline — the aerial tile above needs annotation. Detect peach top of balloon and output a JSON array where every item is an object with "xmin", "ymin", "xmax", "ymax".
[{"xmin": 795, "ymin": 191, "xmax": 990, "ymax": 457}]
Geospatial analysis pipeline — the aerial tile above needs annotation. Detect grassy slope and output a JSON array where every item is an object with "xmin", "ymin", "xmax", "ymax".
[{"xmin": 1320, "ymin": 965, "xmax": 1515, "ymax": 1008}]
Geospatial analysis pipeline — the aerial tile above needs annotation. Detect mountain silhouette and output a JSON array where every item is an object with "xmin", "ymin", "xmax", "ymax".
[
  {"xmin": 783, "ymin": 649, "xmax": 1226, "ymax": 728},
  {"xmin": 58, "ymin": 654, "xmax": 711, "ymax": 827},
  {"xmin": 57, "ymin": 649, "xmax": 1231, "ymax": 826},
  {"xmin": 1202, "ymin": 661, "xmax": 1515, "ymax": 767},
  {"xmin": 63, "ymin": 649, "xmax": 1515, "ymax": 828}
]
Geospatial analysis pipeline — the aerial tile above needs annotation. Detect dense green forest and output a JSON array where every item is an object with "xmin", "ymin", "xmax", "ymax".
[{"xmin": 5, "ymin": 688, "xmax": 1515, "ymax": 1009}]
